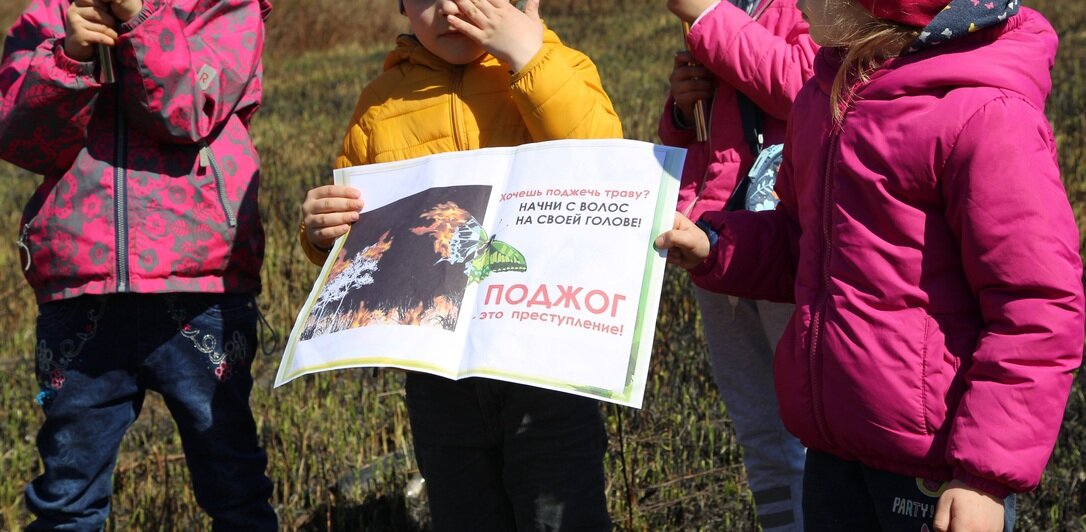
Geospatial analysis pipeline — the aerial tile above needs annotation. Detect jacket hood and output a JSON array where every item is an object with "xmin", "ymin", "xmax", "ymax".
[
  {"xmin": 815, "ymin": 7, "xmax": 1055, "ymax": 111},
  {"xmin": 384, "ymin": 27, "xmax": 561, "ymax": 71}
]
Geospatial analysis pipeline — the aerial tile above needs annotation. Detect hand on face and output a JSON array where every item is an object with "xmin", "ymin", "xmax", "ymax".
[
  {"xmin": 666, "ymin": 0, "xmax": 718, "ymax": 24},
  {"xmin": 302, "ymin": 185, "xmax": 364, "ymax": 251},
  {"xmin": 64, "ymin": 0, "xmax": 119, "ymax": 61},
  {"xmin": 669, "ymin": 50, "xmax": 714, "ymax": 126},
  {"xmin": 446, "ymin": 0, "xmax": 543, "ymax": 73},
  {"xmin": 933, "ymin": 480, "xmax": 1005, "ymax": 532},
  {"xmin": 654, "ymin": 212, "xmax": 711, "ymax": 270}
]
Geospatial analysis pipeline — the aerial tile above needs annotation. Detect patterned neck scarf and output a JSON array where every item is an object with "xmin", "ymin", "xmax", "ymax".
[{"xmin": 909, "ymin": 0, "xmax": 1020, "ymax": 52}]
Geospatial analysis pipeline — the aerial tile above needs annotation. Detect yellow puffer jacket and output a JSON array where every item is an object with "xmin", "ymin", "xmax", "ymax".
[{"xmin": 302, "ymin": 28, "xmax": 623, "ymax": 264}]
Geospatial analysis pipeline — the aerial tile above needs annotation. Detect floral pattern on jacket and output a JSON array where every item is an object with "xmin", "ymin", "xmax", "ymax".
[{"xmin": 0, "ymin": 0, "xmax": 270, "ymax": 303}]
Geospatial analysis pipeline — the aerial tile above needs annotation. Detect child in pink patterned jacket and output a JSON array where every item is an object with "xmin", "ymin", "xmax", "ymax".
[{"xmin": 0, "ymin": 0, "xmax": 276, "ymax": 528}]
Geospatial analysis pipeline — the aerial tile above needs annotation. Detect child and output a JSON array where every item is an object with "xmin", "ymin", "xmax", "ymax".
[
  {"xmin": 659, "ymin": 0, "xmax": 817, "ymax": 528},
  {"xmin": 299, "ymin": 0, "xmax": 622, "ymax": 529},
  {"xmin": 0, "ymin": 0, "xmax": 276, "ymax": 529},
  {"xmin": 654, "ymin": 0, "xmax": 1084, "ymax": 530}
]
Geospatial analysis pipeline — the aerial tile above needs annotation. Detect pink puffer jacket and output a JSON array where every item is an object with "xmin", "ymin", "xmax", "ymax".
[
  {"xmin": 0, "ymin": 0, "xmax": 271, "ymax": 303},
  {"xmin": 692, "ymin": 8, "xmax": 1084, "ymax": 497},
  {"xmin": 658, "ymin": 0, "xmax": 817, "ymax": 220}
]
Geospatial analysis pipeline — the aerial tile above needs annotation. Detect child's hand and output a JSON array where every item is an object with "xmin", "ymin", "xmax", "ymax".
[
  {"xmin": 448, "ymin": 0, "xmax": 543, "ymax": 73},
  {"xmin": 669, "ymin": 50, "xmax": 714, "ymax": 128},
  {"xmin": 64, "ymin": 0, "xmax": 119, "ymax": 62},
  {"xmin": 667, "ymin": 0, "xmax": 718, "ymax": 24},
  {"xmin": 654, "ymin": 212, "xmax": 711, "ymax": 269},
  {"xmin": 106, "ymin": 0, "xmax": 144, "ymax": 23},
  {"xmin": 933, "ymin": 480, "xmax": 1005, "ymax": 532},
  {"xmin": 302, "ymin": 185, "xmax": 364, "ymax": 251}
]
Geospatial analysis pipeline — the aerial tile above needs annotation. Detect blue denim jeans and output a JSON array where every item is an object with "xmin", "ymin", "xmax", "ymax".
[
  {"xmin": 405, "ymin": 372, "xmax": 612, "ymax": 531},
  {"xmin": 803, "ymin": 450, "xmax": 1016, "ymax": 531},
  {"xmin": 25, "ymin": 293, "xmax": 276, "ymax": 531}
]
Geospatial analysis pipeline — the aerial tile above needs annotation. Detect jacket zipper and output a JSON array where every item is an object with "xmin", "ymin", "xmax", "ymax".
[
  {"xmin": 114, "ymin": 87, "xmax": 130, "ymax": 292},
  {"xmin": 807, "ymin": 125, "xmax": 841, "ymax": 445},
  {"xmin": 450, "ymin": 67, "xmax": 464, "ymax": 151},
  {"xmin": 200, "ymin": 144, "xmax": 237, "ymax": 227}
]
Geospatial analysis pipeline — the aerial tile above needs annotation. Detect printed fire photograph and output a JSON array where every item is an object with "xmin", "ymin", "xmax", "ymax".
[{"xmin": 300, "ymin": 185, "xmax": 499, "ymax": 340}]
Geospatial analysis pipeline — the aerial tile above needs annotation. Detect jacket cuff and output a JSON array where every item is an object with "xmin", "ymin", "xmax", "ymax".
[
  {"xmin": 689, "ymin": 216, "xmax": 724, "ymax": 276},
  {"xmin": 953, "ymin": 468, "xmax": 1014, "ymax": 500},
  {"xmin": 52, "ymin": 41, "xmax": 97, "ymax": 78},
  {"xmin": 509, "ymin": 42, "xmax": 551, "ymax": 85},
  {"xmin": 299, "ymin": 223, "xmax": 331, "ymax": 266},
  {"xmin": 120, "ymin": 0, "xmax": 162, "ymax": 33}
]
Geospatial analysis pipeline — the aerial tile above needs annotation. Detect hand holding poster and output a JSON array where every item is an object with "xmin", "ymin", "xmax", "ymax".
[{"xmin": 275, "ymin": 139, "xmax": 685, "ymax": 408}]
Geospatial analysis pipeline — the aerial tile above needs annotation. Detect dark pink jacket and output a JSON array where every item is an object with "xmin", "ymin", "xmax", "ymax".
[
  {"xmin": 0, "ymin": 0, "xmax": 270, "ymax": 303},
  {"xmin": 693, "ymin": 8, "xmax": 1083, "ymax": 497},
  {"xmin": 658, "ymin": 0, "xmax": 817, "ymax": 220}
]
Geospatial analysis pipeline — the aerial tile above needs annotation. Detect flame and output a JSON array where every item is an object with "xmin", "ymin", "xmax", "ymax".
[
  {"xmin": 360, "ymin": 231, "xmax": 393, "ymax": 261},
  {"xmin": 349, "ymin": 300, "xmax": 373, "ymax": 329},
  {"xmin": 411, "ymin": 202, "xmax": 471, "ymax": 258},
  {"xmin": 420, "ymin": 295, "xmax": 460, "ymax": 328}
]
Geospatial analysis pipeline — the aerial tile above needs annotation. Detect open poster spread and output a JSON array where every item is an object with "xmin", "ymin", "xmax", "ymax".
[{"xmin": 275, "ymin": 139, "xmax": 685, "ymax": 408}]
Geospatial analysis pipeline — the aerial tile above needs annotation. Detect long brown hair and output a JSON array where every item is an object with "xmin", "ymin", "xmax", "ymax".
[{"xmin": 829, "ymin": 5, "xmax": 920, "ymax": 123}]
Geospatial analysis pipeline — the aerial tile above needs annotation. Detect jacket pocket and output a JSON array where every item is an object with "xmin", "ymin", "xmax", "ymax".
[{"xmin": 922, "ymin": 313, "xmax": 976, "ymax": 434}]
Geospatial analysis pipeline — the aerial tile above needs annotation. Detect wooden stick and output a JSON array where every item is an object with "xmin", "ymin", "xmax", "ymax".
[{"xmin": 681, "ymin": 22, "xmax": 709, "ymax": 142}]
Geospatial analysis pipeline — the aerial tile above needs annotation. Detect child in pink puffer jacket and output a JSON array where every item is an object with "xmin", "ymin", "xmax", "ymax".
[{"xmin": 656, "ymin": 0, "xmax": 1084, "ymax": 529}]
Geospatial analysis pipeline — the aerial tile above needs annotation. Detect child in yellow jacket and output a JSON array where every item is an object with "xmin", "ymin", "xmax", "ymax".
[{"xmin": 299, "ymin": 0, "xmax": 622, "ymax": 529}]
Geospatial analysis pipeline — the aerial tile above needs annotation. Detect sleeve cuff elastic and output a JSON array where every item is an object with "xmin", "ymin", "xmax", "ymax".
[
  {"xmin": 695, "ymin": 219, "xmax": 720, "ymax": 249},
  {"xmin": 689, "ymin": 219, "xmax": 720, "ymax": 276},
  {"xmin": 52, "ymin": 41, "xmax": 97, "ymax": 78},
  {"xmin": 509, "ymin": 43, "xmax": 551, "ymax": 86},
  {"xmin": 952, "ymin": 468, "xmax": 1014, "ymax": 500},
  {"xmin": 120, "ymin": 1, "xmax": 161, "ymax": 33}
]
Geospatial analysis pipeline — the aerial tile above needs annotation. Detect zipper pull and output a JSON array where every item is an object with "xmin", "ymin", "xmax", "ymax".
[
  {"xmin": 199, "ymin": 145, "xmax": 210, "ymax": 168},
  {"xmin": 17, "ymin": 223, "xmax": 31, "ymax": 271}
]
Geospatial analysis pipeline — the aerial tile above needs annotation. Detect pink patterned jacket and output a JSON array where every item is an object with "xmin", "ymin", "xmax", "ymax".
[{"xmin": 0, "ymin": 0, "xmax": 270, "ymax": 303}]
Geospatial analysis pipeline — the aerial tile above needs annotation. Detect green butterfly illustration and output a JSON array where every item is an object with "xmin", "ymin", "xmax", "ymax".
[{"xmin": 443, "ymin": 216, "xmax": 527, "ymax": 283}]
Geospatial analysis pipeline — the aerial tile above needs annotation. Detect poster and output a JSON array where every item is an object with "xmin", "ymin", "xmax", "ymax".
[{"xmin": 275, "ymin": 138, "xmax": 685, "ymax": 408}]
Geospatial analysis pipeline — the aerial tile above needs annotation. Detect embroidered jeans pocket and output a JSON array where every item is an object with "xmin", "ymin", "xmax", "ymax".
[
  {"xmin": 34, "ymin": 296, "xmax": 108, "ymax": 404},
  {"xmin": 167, "ymin": 293, "xmax": 258, "ymax": 382}
]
